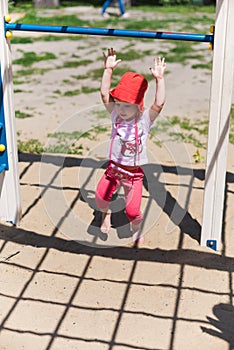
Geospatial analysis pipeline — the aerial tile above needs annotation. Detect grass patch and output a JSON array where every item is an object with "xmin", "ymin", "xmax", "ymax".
[
  {"xmin": 62, "ymin": 86, "xmax": 99, "ymax": 96},
  {"xmin": 53, "ymin": 89, "xmax": 62, "ymax": 95},
  {"xmin": 13, "ymin": 67, "xmax": 51, "ymax": 79},
  {"xmin": 16, "ymin": 13, "xmax": 91, "ymax": 27},
  {"xmin": 191, "ymin": 62, "xmax": 212, "ymax": 70},
  {"xmin": 150, "ymin": 105, "xmax": 234, "ymax": 149},
  {"xmin": 45, "ymin": 126, "xmax": 109, "ymax": 154},
  {"xmin": 158, "ymin": 41, "xmax": 209, "ymax": 66},
  {"xmin": 14, "ymin": 89, "xmax": 25, "ymax": 93},
  {"xmin": 80, "ymin": 86, "xmax": 99, "ymax": 94},
  {"xmin": 71, "ymin": 74, "xmax": 89, "ymax": 80},
  {"xmin": 123, "ymin": 18, "xmax": 179, "ymax": 32},
  {"xmin": 63, "ymin": 89, "xmax": 80, "ymax": 96},
  {"xmin": 46, "ymin": 142, "xmax": 85, "ymax": 155},
  {"xmin": 13, "ymin": 51, "xmax": 57, "ymax": 67},
  {"xmin": 119, "ymin": 49, "xmax": 152, "ymax": 61},
  {"xmin": 93, "ymin": 109, "xmax": 110, "ymax": 120},
  {"xmin": 129, "ymin": 6, "xmax": 215, "ymax": 15},
  {"xmin": 62, "ymin": 79, "xmax": 73, "ymax": 84},
  {"xmin": 169, "ymin": 131, "xmax": 205, "ymax": 148},
  {"xmin": 18, "ymin": 138, "xmax": 44, "ymax": 153},
  {"xmin": 48, "ymin": 126, "xmax": 109, "ymax": 142},
  {"xmin": 88, "ymin": 67, "xmax": 109, "ymax": 81},
  {"xmin": 13, "ymin": 80, "xmax": 27, "ymax": 85},
  {"xmin": 60, "ymin": 59, "xmax": 92, "ymax": 69},
  {"xmin": 11, "ymin": 34, "xmax": 86, "ymax": 44},
  {"xmin": 15, "ymin": 110, "xmax": 33, "ymax": 118},
  {"xmin": 150, "ymin": 115, "xmax": 208, "ymax": 148},
  {"xmin": 11, "ymin": 36, "xmax": 35, "ymax": 44}
]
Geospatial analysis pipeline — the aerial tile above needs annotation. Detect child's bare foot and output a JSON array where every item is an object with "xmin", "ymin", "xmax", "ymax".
[
  {"xmin": 132, "ymin": 223, "xmax": 144, "ymax": 244},
  {"xmin": 100, "ymin": 211, "xmax": 111, "ymax": 234}
]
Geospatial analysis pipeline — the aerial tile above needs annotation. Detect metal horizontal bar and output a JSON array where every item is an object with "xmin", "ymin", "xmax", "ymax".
[{"xmin": 5, "ymin": 22, "xmax": 213, "ymax": 43}]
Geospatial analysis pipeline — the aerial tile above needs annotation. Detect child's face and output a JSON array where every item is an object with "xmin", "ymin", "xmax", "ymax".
[{"xmin": 114, "ymin": 99, "xmax": 139, "ymax": 120}]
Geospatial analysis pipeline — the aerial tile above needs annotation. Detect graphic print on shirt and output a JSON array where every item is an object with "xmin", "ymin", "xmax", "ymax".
[
  {"xmin": 115, "ymin": 120, "xmax": 143, "ymax": 158},
  {"xmin": 117, "ymin": 133, "xmax": 143, "ymax": 157}
]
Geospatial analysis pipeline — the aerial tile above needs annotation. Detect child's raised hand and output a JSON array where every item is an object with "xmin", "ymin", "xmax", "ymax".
[
  {"xmin": 103, "ymin": 48, "xmax": 121, "ymax": 70},
  {"xmin": 150, "ymin": 57, "xmax": 166, "ymax": 80}
]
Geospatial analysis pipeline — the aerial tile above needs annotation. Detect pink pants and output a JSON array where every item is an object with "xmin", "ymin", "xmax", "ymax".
[{"xmin": 95, "ymin": 162, "xmax": 144, "ymax": 225}]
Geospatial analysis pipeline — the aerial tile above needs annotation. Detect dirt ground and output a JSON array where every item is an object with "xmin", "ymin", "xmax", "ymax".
[{"xmin": 1, "ymin": 5, "xmax": 234, "ymax": 350}]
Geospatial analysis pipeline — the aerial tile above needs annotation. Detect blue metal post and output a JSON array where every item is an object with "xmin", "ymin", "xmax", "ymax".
[{"xmin": 5, "ymin": 22, "xmax": 214, "ymax": 44}]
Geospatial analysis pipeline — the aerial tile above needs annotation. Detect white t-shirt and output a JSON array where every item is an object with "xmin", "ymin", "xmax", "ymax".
[{"xmin": 108, "ymin": 108, "xmax": 154, "ymax": 166}]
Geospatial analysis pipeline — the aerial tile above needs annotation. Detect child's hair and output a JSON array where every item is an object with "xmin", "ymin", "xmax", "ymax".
[{"xmin": 110, "ymin": 72, "xmax": 148, "ymax": 112}]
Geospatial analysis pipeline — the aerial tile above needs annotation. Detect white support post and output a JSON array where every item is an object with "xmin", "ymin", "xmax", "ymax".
[
  {"xmin": 0, "ymin": 0, "xmax": 21, "ymax": 224},
  {"xmin": 201, "ymin": 0, "xmax": 234, "ymax": 250}
]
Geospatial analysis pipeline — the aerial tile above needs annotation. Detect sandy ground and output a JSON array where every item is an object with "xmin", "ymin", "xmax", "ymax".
[{"xmin": 1, "ymin": 5, "xmax": 234, "ymax": 350}]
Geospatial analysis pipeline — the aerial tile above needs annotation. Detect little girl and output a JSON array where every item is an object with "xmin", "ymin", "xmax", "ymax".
[{"xmin": 95, "ymin": 48, "xmax": 166, "ymax": 243}]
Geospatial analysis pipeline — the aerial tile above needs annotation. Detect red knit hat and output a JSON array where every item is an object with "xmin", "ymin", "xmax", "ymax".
[{"xmin": 110, "ymin": 72, "xmax": 148, "ymax": 112}]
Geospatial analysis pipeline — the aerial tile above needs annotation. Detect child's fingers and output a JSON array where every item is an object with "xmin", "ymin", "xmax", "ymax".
[
  {"xmin": 154, "ymin": 56, "xmax": 166, "ymax": 66},
  {"xmin": 107, "ymin": 47, "xmax": 116, "ymax": 56},
  {"xmin": 154, "ymin": 57, "xmax": 161, "ymax": 66},
  {"xmin": 115, "ymin": 59, "xmax": 122, "ymax": 65}
]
